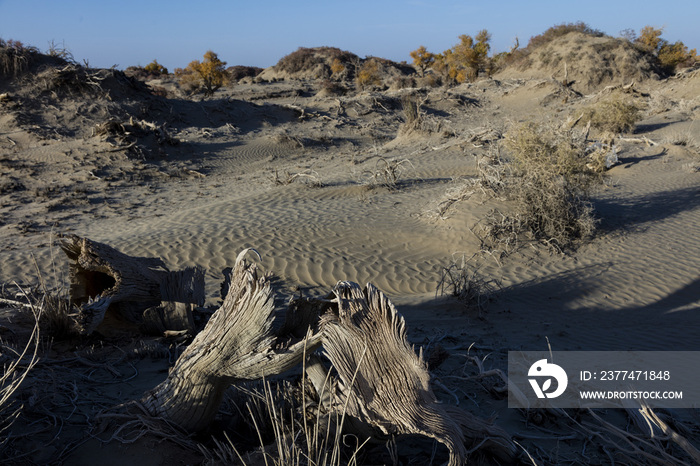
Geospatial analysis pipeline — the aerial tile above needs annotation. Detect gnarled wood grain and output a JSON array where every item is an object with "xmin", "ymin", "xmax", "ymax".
[
  {"xmin": 141, "ymin": 249, "xmax": 322, "ymax": 432},
  {"xmin": 318, "ymin": 281, "xmax": 516, "ymax": 465}
]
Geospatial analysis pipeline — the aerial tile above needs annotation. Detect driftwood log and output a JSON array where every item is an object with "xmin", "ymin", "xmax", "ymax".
[
  {"xmin": 312, "ymin": 281, "xmax": 516, "ymax": 465},
  {"xmin": 63, "ymin": 237, "xmax": 513, "ymax": 460},
  {"xmin": 140, "ymin": 249, "xmax": 323, "ymax": 432},
  {"xmin": 60, "ymin": 235, "xmax": 204, "ymax": 335}
]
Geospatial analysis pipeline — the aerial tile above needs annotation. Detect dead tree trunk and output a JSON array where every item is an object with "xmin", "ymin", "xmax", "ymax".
[
  {"xmin": 141, "ymin": 249, "xmax": 323, "ymax": 432},
  {"xmin": 60, "ymin": 235, "xmax": 204, "ymax": 335},
  {"xmin": 315, "ymin": 281, "xmax": 516, "ymax": 465}
]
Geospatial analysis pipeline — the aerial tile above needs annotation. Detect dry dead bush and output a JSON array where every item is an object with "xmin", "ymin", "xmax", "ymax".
[
  {"xmin": 437, "ymin": 253, "xmax": 499, "ymax": 316},
  {"xmin": 361, "ymin": 157, "xmax": 414, "ymax": 189},
  {"xmin": 478, "ymin": 123, "xmax": 599, "ymax": 251},
  {"xmin": 272, "ymin": 168, "xmax": 323, "ymax": 188},
  {"xmin": 581, "ymin": 91, "xmax": 642, "ymax": 135},
  {"xmin": 0, "ymin": 39, "xmax": 36, "ymax": 78}
]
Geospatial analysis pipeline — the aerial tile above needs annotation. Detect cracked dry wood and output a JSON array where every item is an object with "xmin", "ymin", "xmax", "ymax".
[
  {"xmin": 141, "ymin": 249, "xmax": 323, "ymax": 432},
  {"xmin": 317, "ymin": 281, "xmax": 516, "ymax": 465},
  {"xmin": 60, "ymin": 234, "xmax": 204, "ymax": 335}
]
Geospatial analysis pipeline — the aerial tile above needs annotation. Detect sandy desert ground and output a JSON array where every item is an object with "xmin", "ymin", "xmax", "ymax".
[{"xmin": 1, "ymin": 32, "xmax": 700, "ymax": 465}]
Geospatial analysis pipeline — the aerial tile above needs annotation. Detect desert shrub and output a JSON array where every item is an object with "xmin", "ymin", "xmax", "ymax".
[
  {"xmin": 658, "ymin": 41, "xmax": 698, "ymax": 71},
  {"xmin": 356, "ymin": 59, "xmax": 382, "ymax": 90},
  {"xmin": 665, "ymin": 130, "xmax": 700, "ymax": 154},
  {"xmin": 46, "ymin": 40, "xmax": 74, "ymax": 62},
  {"xmin": 527, "ymin": 22, "xmax": 604, "ymax": 49},
  {"xmin": 144, "ymin": 59, "xmax": 168, "ymax": 76},
  {"xmin": 581, "ymin": 91, "xmax": 642, "ymax": 134},
  {"xmin": 437, "ymin": 253, "xmax": 499, "ymax": 316},
  {"xmin": 227, "ymin": 65, "xmax": 263, "ymax": 81},
  {"xmin": 330, "ymin": 57, "xmax": 345, "ymax": 76},
  {"xmin": 410, "ymin": 45, "xmax": 435, "ymax": 77},
  {"xmin": 0, "ymin": 39, "xmax": 36, "ymax": 78},
  {"xmin": 361, "ymin": 157, "xmax": 413, "ymax": 189},
  {"xmin": 176, "ymin": 50, "xmax": 228, "ymax": 96},
  {"xmin": 276, "ymin": 46, "xmax": 357, "ymax": 75},
  {"xmin": 416, "ymin": 73, "xmax": 441, "ymax": 88},
  {"xmin": 318, "ymin": 79, "xmax": 346, "ymax": 96},
  {"xmin": 388, "ymin": 75, "xmax": 416, "ymax": 90},
  {"xmin": 481, "ymin": 123, "xmax": 599, "ymax": 250},
  {"xmin": 0, "ymin": 294, "xmax": 42, "ymax": 448}
]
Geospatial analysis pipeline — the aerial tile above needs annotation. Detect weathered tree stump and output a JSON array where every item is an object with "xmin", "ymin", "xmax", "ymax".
[
  {"xmin": 60, "ymin": 235, "xmax": 204, "ymax": 335},
  {"xmin": 140, "ymin": 249, "xmax": 323, "ymax": 432},
  {"xmin": 314, "ymin": 281, "xmax": 516, "ymax": 465}
]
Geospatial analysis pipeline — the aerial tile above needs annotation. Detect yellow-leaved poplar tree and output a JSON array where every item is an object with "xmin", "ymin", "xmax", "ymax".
[
  {"xmin": 410, "ymin": 45, "xmax": 435, "ymax": 77},
  {"xmin": 179, "ymin": 50, "xmax": 228, "ymax": 96},
  {"xmin": 444, "ymin": 30, "xmax": 491, "ymax": 84}
]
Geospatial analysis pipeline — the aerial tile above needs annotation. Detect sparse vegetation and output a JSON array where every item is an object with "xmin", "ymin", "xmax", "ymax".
[
  {"xmin": 361, "ymin": 157, "xmax": 413, "ymax": 189},
  {"xmin": 582, "ymin": 91, "xmax": 642, "ymax": 135},
  {"xmin": 0, "ymin": 39, "xmax": 36, "ymax": 78},
  {"xmin": 437, "ymin": 253, "xmax": 499, "ymax": 315},
  {"xmin": 478, "ymin": 123, "xmax": 600, "ymax": 251},
  {"xmin": 144, "ymin": 59, "xmax": 168, "ymax": 76},
  {"xmin": 276, "ymin": 47, "xmax": 358, "ymax": 77},
  {"xmin": 355, "ymin": 58, "xmax": 382, "ymax": 90}
]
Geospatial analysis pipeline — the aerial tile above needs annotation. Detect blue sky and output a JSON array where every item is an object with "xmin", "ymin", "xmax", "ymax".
[{"xmin": 1, "ymin": 1, "xmax": 698, "ymax": 71}]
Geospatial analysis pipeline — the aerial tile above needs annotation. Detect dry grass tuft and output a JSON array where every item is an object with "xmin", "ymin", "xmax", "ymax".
[
  {"xmin": 665, "ymin": 129, "xmax": 700, "ymax": 154},
  {"xmin": 203, "ymin": 372, "xmax": 367, "ymax": 466}
]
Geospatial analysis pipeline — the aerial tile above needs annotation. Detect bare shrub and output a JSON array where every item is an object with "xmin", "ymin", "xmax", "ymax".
[
  {"xmin": 318, "ymin": 79, "xmax": 346, "ymax": 96},
  {"xmin": 228, "ymin": 65, "xmax": 263, "ymax": 81},
  {"xmin": 272, "ymin": 168, "xmax": 323, "ymax": 187},
  {"xmin": 437, "ymin": 253, "xmax": 499, "ymax": 316},
  {"xmin": 0, "ymin": 39, "xmax": 35, "ymax": 78},
  {"xmin": 481, "ymin": 123, "xmax": 599, "ymax": 250},
  {"xmin": 276, "ymin": 47, "xmax": 358, "ymax": 78},
  {"xmin": 388, "ymin": 75, "xmax": 416, "ymax": 90},
  {"xmin": 416, "ymin": 73, "xmax": 442, "ymax": 88},
  {"xmin": 582, "ymin": 91, "xmax": 642, "ymax": 134},
  {"xmin": 361, "ymin": 157, "xmax": 414, "ymax": 189}
]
